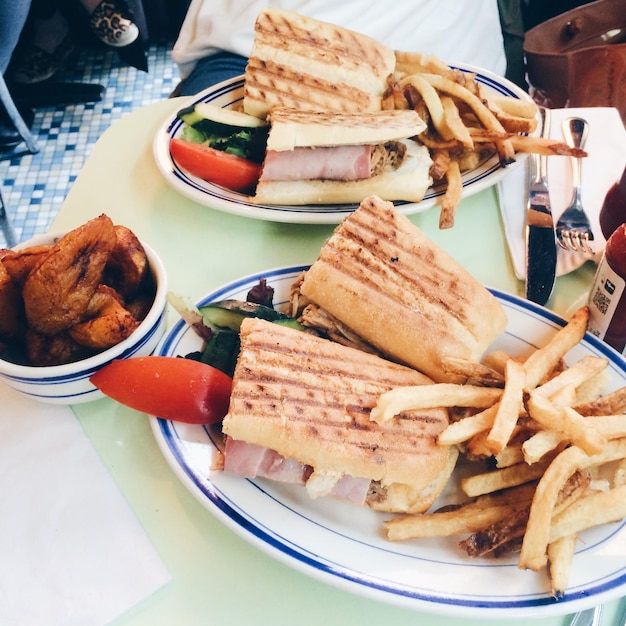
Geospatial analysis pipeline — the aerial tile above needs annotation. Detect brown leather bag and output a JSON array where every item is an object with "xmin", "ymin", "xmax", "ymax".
[{"xmin": 523, "ymin": 0, "xmax": 626, "ymax": 124}]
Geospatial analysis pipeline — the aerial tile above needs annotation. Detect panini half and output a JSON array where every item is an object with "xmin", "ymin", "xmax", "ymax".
[
  {"xmin": 222, "ymin": 317, "xmax": 454, "ymax": 514},
  {"xmin": 243, "ymin": 8, "xmax": 396, "ymax": 119},
  {"xmin": 297, "ymin": 196, "xmax": 508, "ymax": 383}
]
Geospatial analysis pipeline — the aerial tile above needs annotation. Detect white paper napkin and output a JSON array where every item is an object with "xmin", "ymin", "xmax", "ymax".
[
  {"xmin": 498, "ymin": 107, "xmax": 626, "ymax": 279},
  {"xmin": 0, "ymin": 383, "xmax": 170, "ymax": 626}
]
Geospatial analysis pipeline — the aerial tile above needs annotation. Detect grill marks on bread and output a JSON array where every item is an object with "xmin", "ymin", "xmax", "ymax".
[
  {"xmin": 299, "ymin": 197, "xmax": 508, "ymax": 382},
  {"xmin": 243, "ymin": 8, "xmax": 396, "ymax": 118},
  {"xmin": 222, "ymin": 318, "xmax": 449, "ymax": 488},
  {"xmin": 321, "ymin": 198, "xmax": 475, "ymax": 335}
]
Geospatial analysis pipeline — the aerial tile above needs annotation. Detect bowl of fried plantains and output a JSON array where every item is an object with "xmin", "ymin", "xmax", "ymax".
[{"xmin": 0, "ymin": 214, "xmax": 167, "ymax": 404}]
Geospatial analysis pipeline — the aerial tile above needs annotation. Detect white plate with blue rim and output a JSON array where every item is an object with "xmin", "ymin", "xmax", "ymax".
[
  {"xmin": 150, "ymin": 265, "xmax": 626, "ymax": 620},
  {"xmin": 153, "ymin": 64, "xmax": 534, "ymax": 224}
]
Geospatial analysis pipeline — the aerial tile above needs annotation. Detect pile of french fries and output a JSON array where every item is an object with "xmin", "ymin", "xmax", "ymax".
[
  {"xmin": 385, "ymin": 52, "xmax": 585, "ymax": 229},
  {"xmin": 370, "ymin": 305, "xmax": 626, "ymax": 598}
]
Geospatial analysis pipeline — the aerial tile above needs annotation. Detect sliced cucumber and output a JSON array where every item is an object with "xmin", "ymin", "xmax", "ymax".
[
  {"xmin": 199, "ymin": 299, "xmax": 302, "ymax": 332},
  {"xmin": 177, "ymin": 103, "xmax": 204, "ymax": 127},
  {"xmin": 193, "ymin": 102, "xmax": 267, "ymax": 128}
]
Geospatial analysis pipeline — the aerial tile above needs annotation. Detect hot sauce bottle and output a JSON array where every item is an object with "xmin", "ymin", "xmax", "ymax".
[
  {"xmin": 599, "ymin": 165, "xmax": 626, "ymax": 240},
  {"xmin": 587, "ymin": 223, "xmax": 626, "ymax": 354}
]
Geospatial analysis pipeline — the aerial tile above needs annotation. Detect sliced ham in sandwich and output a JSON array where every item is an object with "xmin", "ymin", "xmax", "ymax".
[{"xmin": 253, "ymin": 108, "xmax": 432, "ymax": 205}]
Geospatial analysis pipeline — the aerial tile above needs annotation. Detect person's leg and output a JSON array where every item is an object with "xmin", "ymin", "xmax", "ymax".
[
  {"xmin": 178, "ymin": 51, "xmax": 248, "ymax": 96},
  {"xmin": 0, "ymin": 0, "xmax": 32, "ymax": 73},
  {"xmin": 0, "ymin": 0, "xmax": 34, "ymax": 148}
]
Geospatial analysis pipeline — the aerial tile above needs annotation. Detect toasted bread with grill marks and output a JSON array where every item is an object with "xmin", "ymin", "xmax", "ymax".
[
  {"xmin": 243, "ymin": 8, "xmax": 396, "ymax": 119},
  {"xmin": 299, "ymin": 196, "xmax": 508, "ymax": 383},
  {"xmin": 265, "ymin": 108, "xmax": 427, "ymax": 152},
  {"xmin": 222, "ymin": 317, "xmax": 452, "ymax": 513}
]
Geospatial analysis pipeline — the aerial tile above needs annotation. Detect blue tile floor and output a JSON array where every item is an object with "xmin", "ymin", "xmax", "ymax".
[{"xmin": 0, "ymin": 41, "xmax": 180, "ymax": 247}]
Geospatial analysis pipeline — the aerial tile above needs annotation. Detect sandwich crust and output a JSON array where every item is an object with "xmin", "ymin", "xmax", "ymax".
[
  {"xmin": 299, "ymin": 196, "xmax": 508, "ymax": 382},
  {"xmin": 222, "ymin": 317, "xmax": 451, "ymax": 513},
  {"xmin": 243, "ymin": 8, "xmax": 396, "ymax": 118},
  {"xmin": 265, "ymin": 108, "xmax": 427, "ymax": 151}
]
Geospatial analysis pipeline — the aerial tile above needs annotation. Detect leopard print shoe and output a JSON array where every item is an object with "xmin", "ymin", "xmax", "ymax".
[{"xmin": 89, "ymin": 0, "xmax": 139, "ymax": 48}]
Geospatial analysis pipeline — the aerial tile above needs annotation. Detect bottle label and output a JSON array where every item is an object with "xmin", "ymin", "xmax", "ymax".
[{"xmin": 587, "ymin": 256, "xmax": 626, "ymax": 351}]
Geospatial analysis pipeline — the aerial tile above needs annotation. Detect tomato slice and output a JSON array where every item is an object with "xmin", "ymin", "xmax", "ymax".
[
  {"xmin": 170, "ymin": 138, "xmax": 261, "ymax": 193},
  {"xmin": 90, "ymin": 356, "xmax": 232, "ymax": 424}
]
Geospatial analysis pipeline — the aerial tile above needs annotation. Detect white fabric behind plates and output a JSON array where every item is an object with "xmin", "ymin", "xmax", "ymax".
[
  {"xmin": 0, "ymin": 383, "xmax": 170, "ymax": 626},
  {"xmin": 498, "ymin": 107, "xmax": 626, "ymax": 279},
  {"xmin": 172, "ymin": 0, "xmax": 506, "ymax": 79}
]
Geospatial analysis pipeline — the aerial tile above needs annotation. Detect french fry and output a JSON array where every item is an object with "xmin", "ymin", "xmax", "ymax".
[
  {"xmin": 399, "ymin": 74, "xmax": 449, "ymax": 138},
  {"xmin": 575, "ymin": 385, "xmax": 626, "ymax": 416},
  {"xmin": 522, "ymin": 429, "xmax": 565, "ymax": 465},
  {"xmin": 548, "ymin": 534, "xmax": 577, "ymax": 598},
  {"xmin": 484, "ymin": 359, "xmax": 525, "ymax": 455},
  {"xmin": 461, "ymin": 457, "xmax": 550, "ymax": 498},
  {"xmin": 519, "ymin": 446, "xmax": 587, "ymax": 571},
  {"xmin": 418, "ymin": 72, "xmax": 516, "ymax": 164},
  {"xmin": 612, "ymin": 458, "xmax": 626, "ymax": 486},
  {"xmin": 438, "ymin": 404, "xmax": 498, "ymax": 446},
  {"xmin": 385, "ymin": 502, "xmax": 514, "ymax": 541},
  {"xmin": 526, "ymin": 392, "xmax": 606, "ymax": 456},
  {"xmin": 370, "ymin": 384, "xmax": 503, "ymax": 424},
  {"xmin": 470, "ymin": 130, "xmax": 588, "ymax": 157},
  {"xmin": 549, "ymin": 485, "xmax": 626, "ymax": 543},
  {"xmin": 384, "ymin": 483, "xmax": 536, "ymax": 541},
  {"xmin": 523, "ymin": 307, "xmax": 589, "ymax": 390},
  {"xmin": 464, "ymin": 428, "xmax": 496, "ymax": 458},
  {"xmin": 533, "ymin": 356, "xmax": 609, "ymax": 400},
  {"xmin": 439, "ymin": 159, "xmax": 462, "ymax": 229},
  {"xmin": 480, "ymin": 91, "xmax": 539, "ymax": 121},
  {"xmin": 394, "ymin": 50, "xmax": 452, "ymax": 77},
  {"xmin": 419, "ymin": 73, "xmax": 506, "ymax": 133},
  {"xmin": 520, "ymin": 439, "xmax": 626, "ymax": 571},
  {"xmin": 372, "ymin": 291, "xmax": 626, "ymax": 596},
  {"xmin": 440, "ymin": 96, "xmax": 473, "ymax": 148},
  {"xmin": 495, "ymin": 443, "xmax": 526, "ymax": 468},
  {"xmin": 575, "ymin": 367, "xmax": 611, "ymax": 405},
  {"xmin": 548, "ymin": 383, "xmax": 578, "ymax": 407},
  {"xmin": 586, "ymin": 414, "xmax": 626, "ymax": 440},
  {"xmin": 455, "ymin": 149, "xmax": 482, "ymax": 172},
  {"xmin": 429, "ymin": 148, "xmax": 451, "ymax": 181}
]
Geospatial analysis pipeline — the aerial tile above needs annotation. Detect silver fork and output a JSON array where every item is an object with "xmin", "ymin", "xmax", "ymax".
[{"xmin": 556, "ymin": 117, "xmax": 594, "ymax": 254}]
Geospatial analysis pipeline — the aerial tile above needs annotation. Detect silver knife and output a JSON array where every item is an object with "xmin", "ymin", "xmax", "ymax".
[{"xmin": 525, "ymin": 107, "xmax": 556, "ymax": 305}]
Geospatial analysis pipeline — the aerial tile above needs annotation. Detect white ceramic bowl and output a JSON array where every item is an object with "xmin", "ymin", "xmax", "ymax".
[{"xmin": 0, "ymin": 230, "xmax": 168, "ymax": 404}]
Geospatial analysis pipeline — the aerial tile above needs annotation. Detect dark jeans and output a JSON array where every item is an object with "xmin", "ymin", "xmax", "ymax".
[
  {"xmin": 178, "ymin": 50, "xmax": 248, "ymax": 96},
  {"xmin": 0, "ymin": 0, "xmax": 32, "ymax": 74}
]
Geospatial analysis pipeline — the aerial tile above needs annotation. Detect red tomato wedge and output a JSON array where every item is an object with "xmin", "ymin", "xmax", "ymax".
[
  {"xmin": 90, "ymin": 356, "xmax": 232, "ymax": 424},
  {"xmin": 170, "ymin": 138, "xmax": 261, "ymax": 192}
]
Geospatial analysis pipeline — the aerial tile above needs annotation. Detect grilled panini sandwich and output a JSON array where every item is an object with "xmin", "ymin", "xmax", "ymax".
[
  {"xmin": 254, "ymin": 108, "xmax": 432, "ymax": 205},
  {"xmin": 221, "ymin": 317, "xmax": 455, "ymax": 514},
  {"xmin": 296, "ymin": 196, "xmax": 508, "ymax": 383},
  {"xmin": 243, "ymin": 8, "xmax": 396, "ymax": 119}
]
